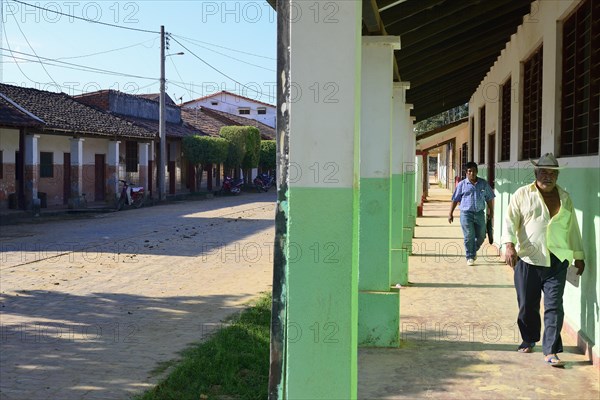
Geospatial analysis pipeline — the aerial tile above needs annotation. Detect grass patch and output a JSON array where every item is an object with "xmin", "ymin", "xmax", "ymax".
[{"xmin": 134, "ymin": 293, "xmax": 271, "ymax": 400}]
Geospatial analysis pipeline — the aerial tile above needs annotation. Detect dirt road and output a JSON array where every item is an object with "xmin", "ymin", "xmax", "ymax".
[{"xmin": 0, "ymin": 192, "xmax": 276, "ymax": 400}]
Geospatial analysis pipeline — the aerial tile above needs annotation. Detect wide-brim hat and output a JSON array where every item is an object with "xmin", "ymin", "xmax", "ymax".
[{"xmin": 530, "ymin": 153, "xmax": 563, "ymax": 169}]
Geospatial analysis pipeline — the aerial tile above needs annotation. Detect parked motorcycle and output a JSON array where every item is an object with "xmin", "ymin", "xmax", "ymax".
[
  {"xmin": 220, "ymin": 176, "xmax": 243, "ymax": 195},
  {"xmin": 253, "ymin": 173, "xmax": 275, "ymax": 192},
  {"xmin": 116, "ymin": 180, "xmax": 145, "ymax": 210}
]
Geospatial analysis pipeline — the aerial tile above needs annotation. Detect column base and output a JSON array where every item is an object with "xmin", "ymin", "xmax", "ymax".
[
  {"xmin": 358, "ymin": 291, "xmax": 399, "ymax": 347},
  {"xmin": 390, "ymin": 248, "xmax": 409, "ymax": 285},
  {"xmin": 402, "ymin": 227, "xmax": 413, "ymax": 253}
]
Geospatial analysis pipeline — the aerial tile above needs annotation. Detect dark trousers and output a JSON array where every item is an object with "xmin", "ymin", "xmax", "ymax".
[{"xmin": 513, "ymin": 253, "xmax": 568, "ymax": 355}]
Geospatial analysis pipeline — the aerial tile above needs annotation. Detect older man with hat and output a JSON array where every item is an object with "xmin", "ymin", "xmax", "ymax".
[{"xmin": 502, "ymin": 153, "xmax": 585, "ymax": 367}]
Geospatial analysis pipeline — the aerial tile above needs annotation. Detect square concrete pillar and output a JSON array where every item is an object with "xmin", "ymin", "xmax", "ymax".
[
  {"xmin": 274, "ymin": 1, "xmax": 362, "ymax": 398},
  {"xmin": 138, "ymin": 143, "xmax": 149, "ymax": 192},
  {"xmin": 23, "ymin": 134, "xmax": 39, "ymax": 210},
  {"xmin": 391, "ymin": 82, "xmax": 410, "ymax": 285},
  {"xmin": 358, "ymin": 36, "xmax": 400, "ymax": 347},
  {"xmin": 68, "ymin": 138, "xmax": 84, "ymax": 208},
  {"xmin": 107, "ymin": 141, "xmax": 120, "ymax": 202}
]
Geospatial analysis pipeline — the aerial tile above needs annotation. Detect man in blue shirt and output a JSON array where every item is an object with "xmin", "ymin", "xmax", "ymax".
[{"xmin": 448, "ymin": 162, "xmax": 495, "ymax": 265}]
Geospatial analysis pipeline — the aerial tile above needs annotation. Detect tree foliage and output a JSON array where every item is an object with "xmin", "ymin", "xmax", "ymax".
[
  {"xmin": 219, "ymin": 126, "xmax": 248, "ymax": 169},
  {"xmin": 259, "ymin": 140, "xmax": 276, "ymax": 171},
  {"xmin": 241, "ymin": 127, "xmax": 261, "ymax": 170},
  {"xmin": 414, "ymin": 103, "xmax": 469, "ymax": 134},
  {"xmin": 182, "ymin": 135, "xmax": 229, "ymax": 166}
]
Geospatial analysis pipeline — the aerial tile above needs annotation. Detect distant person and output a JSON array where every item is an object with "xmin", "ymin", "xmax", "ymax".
[
  {"xmin": 448, "ymin": 161, "xmax": 495, "ymax": 265},
  {"xmin": 502, "ymin": 153, "xmax": 585, "ymax": 367}
]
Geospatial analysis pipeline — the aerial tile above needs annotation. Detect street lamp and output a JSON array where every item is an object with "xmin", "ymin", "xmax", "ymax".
[{"xmin": 158, "ymin": 25, "xmax": 184, "ymax": 201}]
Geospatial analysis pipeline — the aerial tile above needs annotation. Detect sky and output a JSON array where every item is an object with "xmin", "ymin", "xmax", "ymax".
[{"xmin": 0, "ymin": 0, "xmax": 277, "ymax": 105}]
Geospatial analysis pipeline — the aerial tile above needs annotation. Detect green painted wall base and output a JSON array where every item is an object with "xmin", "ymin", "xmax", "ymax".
[
  {"xmin": 402, "ymin": 227, "xmax": 413, "ymax": 253},
  {"xmin": 358, "ymin": 291, "xmax": 400, "ymax": 347},
  {"xmin": 390, "ymin": 248, "xmax": 409, "ymax": 284}
]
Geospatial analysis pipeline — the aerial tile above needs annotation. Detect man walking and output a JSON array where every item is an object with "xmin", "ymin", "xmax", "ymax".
[
  {"xmin": 448, "ymin": 161, "xmax": 495, "ymax": 265},
  {"xmin": 502, "ymin": 153, "xmax": 585, "ymax": 367}
]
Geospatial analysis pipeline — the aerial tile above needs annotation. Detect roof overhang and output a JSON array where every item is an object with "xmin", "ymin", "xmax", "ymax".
[{"xmin": 269, "ymin": 0, "xmax": 534, "ymax": 122}]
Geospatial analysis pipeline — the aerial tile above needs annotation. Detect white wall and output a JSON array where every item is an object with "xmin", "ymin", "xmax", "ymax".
[
  {"xmin": 0, "ymin": 128, "xmax": 20, "ymax": 162},
  {"xmin": 184, "ymin": 92, "xmax": 276, "ymax": 128}
]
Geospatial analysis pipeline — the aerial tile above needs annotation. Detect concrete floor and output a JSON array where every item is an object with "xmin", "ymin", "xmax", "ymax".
[{"xmin": 358, "ymin": 187, "xmax": 599, "ymax": 400}]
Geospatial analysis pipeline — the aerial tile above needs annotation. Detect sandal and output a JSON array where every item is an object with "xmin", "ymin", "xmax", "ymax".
[
  {"xmin": 517, "ymin": 342, "xmax": 536, "ymax": 353},
  {"xmin": 544, "ymin": 355, "xmax": 565, "ymax": 367}
]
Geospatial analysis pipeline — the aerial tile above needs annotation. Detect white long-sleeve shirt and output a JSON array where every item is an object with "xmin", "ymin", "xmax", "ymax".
[{"xmin": 501, "ymin": 182, "xmax": 585, "ymax": 267}]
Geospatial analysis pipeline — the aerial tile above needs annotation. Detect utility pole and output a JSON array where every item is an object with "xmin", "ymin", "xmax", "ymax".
[{"xmin": 158, "ymin": 25, "xmax": 166, "ymax": 201}]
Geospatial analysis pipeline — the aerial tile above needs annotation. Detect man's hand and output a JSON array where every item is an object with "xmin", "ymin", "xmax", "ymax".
[
  {"xmin": 574, "ymin": 260, "xmax": 585, "ymax": 275},
  {"xmin": 487, "ymin": 210, "xmax": 494, "ymax": 221},
  {"xmin": 504, "ymin": 243, "xmax": 518, "ymax": 268},
  {"xmin": 448, "ymin": 214, "xmax": 453, "ymax": 224}
]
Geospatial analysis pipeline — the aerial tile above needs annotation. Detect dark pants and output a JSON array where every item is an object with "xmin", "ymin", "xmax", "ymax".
[{"xmin": 513, "ymin": 253, "xmax": 568, "ymax": 355}]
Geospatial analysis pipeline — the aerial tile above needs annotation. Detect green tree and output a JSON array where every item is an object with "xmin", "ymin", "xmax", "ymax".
[
  {"xmin": 259, "ymin": 140, "xmax": 276, "ymax": 172},
  {"xmin": 241, "ymin": 127, "xmax": 261, "ymax": 184},
  {"xmin": 219, "ymin": 126, "xmax": 248, "ymax": 178},
  {"xmin": 182, "ymin": 135, "xmax": 228, "ymax": 190},
  {"xmin": 414, "ymin": 103, "xmax": 468, "ymax": 134}
]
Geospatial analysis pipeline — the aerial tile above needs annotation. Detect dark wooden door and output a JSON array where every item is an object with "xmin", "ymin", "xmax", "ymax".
[
  {"xmin": 95, "ymin": 154, "xmax": 105, "ymax": 201},
  {"xmin": 63, "ymin": 153, "xmax": 71, "ymax": 204}
]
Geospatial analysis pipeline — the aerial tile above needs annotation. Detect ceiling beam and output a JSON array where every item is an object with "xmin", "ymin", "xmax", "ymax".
[
  {"xmin": 362, "ymin": 0, "xmax": 401, "ymax": 81},
  {"xmin": 397, "ymin": 16, "xmax": 521, "ymax": 67},
  {"xmin": 382, "ymin": 0, "xmax": 480, "ymax": 35},
  {"xmin": 404, "ymin": 53, "xmax": 500, "ymax": 87},
  {"xmin": 363, "ymin": 0, "xmax": 385, "ymax": 34},
  {"xmin": 399, "ymin": 0, "xmax": 529, "ymax": 48},
  {"xmin": 378, "ymin": 0, "xmax": 445, "ymax": 17}
]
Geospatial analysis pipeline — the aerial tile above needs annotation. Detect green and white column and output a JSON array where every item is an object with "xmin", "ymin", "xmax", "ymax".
[
  {"xmin": 402, "ymin": 105, "xmax": 416, "ymax": 252},
  {"xmin": 391, "ymin": 83, "xmax": 410, "ymax": 285},
  {"xmin": 271, "ymin": 1, "xmax": 362, "ymax": 398},
  {"xmin": 358, "ymin": 36, "xmax": 400, "ymax": 347}
]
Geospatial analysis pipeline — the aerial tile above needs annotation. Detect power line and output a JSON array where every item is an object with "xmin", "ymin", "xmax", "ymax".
[
  {"xmin": 171, "ymin": 34, "xmax": 275, "ymax": 61},
  {"xmin": 0, "ymin": 48, "xmax": 156, "ymax": 80},
  {"xmin": 9, "ymin": 0, "xmax": 159, "ymax": 34},
  {"xmin": 169, "ymin": 80, "xmax": 275, "ymax": 106},
  {"xmin": 56, "ymin": 37, "xmax": 159, "ymax": 60},
  {"xmin": 173, "ymin": 35, "xmax": 275, "ymax": 72},
  {"xmin": 8, "ymin": 6, "xmax": 60, "ymax": 88},
  {"xmin": 169, "ymin": 36, "xmax": 273, "ymax": 102}
]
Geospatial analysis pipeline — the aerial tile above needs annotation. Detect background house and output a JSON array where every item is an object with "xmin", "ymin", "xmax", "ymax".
[
  {"xmin": 0, "ymin": 83, "xmax": 155, "ymax": 210},
  {"xmin": 182, "ymin": 90, "xmax": 276, "ymax": 128},
  {"xmin": 75, "ymin": 90, "xmax": 201, "ymax": 196}
]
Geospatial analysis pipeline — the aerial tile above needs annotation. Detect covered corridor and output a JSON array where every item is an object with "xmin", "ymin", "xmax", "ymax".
[{"xmin": 358, "ymin": 187, "xmax": 599, "ymax": 399}]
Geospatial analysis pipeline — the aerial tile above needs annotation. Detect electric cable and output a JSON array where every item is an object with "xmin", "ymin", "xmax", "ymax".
[{"xmin": 9, "ymin": 0, "xmax": 159, "ymax": 34}]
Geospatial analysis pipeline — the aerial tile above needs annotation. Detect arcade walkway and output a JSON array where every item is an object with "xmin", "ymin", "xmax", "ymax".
[{"xmin": 358, "ymin": 187, "xmax": 599, "ymax": 399}]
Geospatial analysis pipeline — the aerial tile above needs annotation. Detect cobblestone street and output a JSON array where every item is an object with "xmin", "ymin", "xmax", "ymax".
[{"xmin": 0, "ymin": 193, "xmax": 276, "ymax": 400}]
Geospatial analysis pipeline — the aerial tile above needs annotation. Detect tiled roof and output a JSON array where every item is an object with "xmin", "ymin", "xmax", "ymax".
[
  {"xmin": 135, "ymin": 93, "xmax": 177, "ymax": 106},
  {"xmin": 182, "ymin": 90, "xmax": 275, "ymax": 109},
  {"xmin": 0, "ymin": 94, "xmax": 43, "ymax": 127},
  {"xmin": 181, "ymin": 107, "xmax": 275, "ymax": 140},
  {"xmin": 0, "ymin": 84, "xmax": 155, "ymax": 139},
  {"xmin": 118, "ymin": 115, "xmax": 201, "ymax": 138}
]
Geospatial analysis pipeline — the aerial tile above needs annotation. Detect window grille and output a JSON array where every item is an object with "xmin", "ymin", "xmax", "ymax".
[
  {"xmin": 500, "ymin": 78, "xmax": 512, "ymax": 161},
  {"xmin": 522, "ymin": 46, "xmax": 543, "ymax": 160},
  {"xmin": 561, "ymin": 0, "xmax": 599, "ymax": 156}
]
